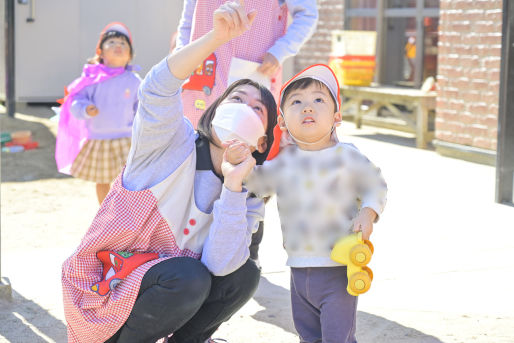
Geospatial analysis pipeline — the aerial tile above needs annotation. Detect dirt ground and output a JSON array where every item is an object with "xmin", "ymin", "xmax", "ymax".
[
  {"xmin": 1, "ymin": 105, "xmax": 98, "ymax": 252},
  {"xmin": 1, "ymin": 104, "xmax": 514, "ymax": 343}
]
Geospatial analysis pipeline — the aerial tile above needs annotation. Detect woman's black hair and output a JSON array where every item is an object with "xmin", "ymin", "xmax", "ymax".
[
  {"xmin": 197, "ymin": 79, "xmax": 278, "ymax": 165},
  {"xmin": 88, "ymin": 31, "xmax": 134, "ymax": 65}
]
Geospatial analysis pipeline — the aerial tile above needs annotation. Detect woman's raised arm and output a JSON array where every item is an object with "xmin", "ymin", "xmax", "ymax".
[
  {"xmin": 124, "ymin": 1, "xmax": 257, "ymax": 191},
  {"xmin": 167, "ymin": 1, "xmax": 256, "ymax": 79}
]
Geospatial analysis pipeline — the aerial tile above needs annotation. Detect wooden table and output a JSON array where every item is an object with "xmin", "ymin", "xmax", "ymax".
[{"xmin": 340, "ymin": 85, "xmax": 437, "ymax": 149}]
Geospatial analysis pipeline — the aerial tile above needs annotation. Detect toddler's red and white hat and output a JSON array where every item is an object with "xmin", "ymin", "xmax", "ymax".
[
  {"xmin": 267, "ymin": 64, "xmax": 341, "ymax": 160},
  {"xmin": 96, "ymin": 22, "xmax": 133, "ymax": 50}
]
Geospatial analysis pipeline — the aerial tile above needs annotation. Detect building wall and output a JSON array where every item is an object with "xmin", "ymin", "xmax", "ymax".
[
  {"xmin": 0, "ymin": 3, "xmax": 5, "ymax": 98},
  {"xmin": 294, "ymin": 0, "xmax": 344, "ymax": 72},
  {"xmin": 295, "ymin": 0, "xmax": 502, "ymax": 156},
  {"xmin": 436, "ymin": 0, "xmax": 503, "ymax": 151}
]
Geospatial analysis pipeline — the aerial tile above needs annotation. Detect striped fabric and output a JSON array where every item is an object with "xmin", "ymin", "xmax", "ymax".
[{"xmin": 70, "ymin": 137, "xmax": 131, "ymax": 184}]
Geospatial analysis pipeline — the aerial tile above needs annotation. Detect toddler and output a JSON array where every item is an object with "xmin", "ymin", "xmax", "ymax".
[{"xmin": 245, "ymin": 64, "xmax": 388, "ymax": 343}]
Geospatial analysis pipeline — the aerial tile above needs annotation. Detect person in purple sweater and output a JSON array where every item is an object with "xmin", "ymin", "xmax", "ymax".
[{"xmin": 55, "ymin": 22, "xmax": 141, "ymax": 204}]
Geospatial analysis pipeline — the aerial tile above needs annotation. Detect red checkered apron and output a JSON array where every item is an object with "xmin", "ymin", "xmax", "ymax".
[
  {"xmin": 62, "ymin": 152, "xmax": 213, "ymax": 343},
  {"xmin": 181, "ymin": 0, "xmax": 288, "ymax": 128}
]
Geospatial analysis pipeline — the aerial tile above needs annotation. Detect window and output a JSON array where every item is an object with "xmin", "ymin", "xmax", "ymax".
[
  {"xmin": 347, "ymin": 17, "xmax": 376, "ymax": 31},
  {"xmin": 345, "ymin": 0, "xmax": 440, "ymax": 88},
  {"xmin": 348, "ymin": 0, "xmax": 376, "ymax": 9},
  {"xmin": 424, "ymin": 0, "xmax": 440, "ymax": 8},
  {"xmin": 423, "ymin": 17, "xmax": 439, "ymax": 81},
  {"xmin": 383, "ymin": 17, "xmax": 417, "ymax": 85},
  {"xmin": 387, "ymin": 0, "xmax": 416, "ymax": 8}
]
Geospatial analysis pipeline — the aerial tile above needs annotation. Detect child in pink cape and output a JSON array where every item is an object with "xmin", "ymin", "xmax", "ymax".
[{"xmin": 55, "ymin": 22, "xmax": 141, "ymax": 204}]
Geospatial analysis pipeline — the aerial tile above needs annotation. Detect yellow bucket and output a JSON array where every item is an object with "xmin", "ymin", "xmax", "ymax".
[{"xmin": 329, "ymin": 55, "xmax": 376, "ymax": 86}]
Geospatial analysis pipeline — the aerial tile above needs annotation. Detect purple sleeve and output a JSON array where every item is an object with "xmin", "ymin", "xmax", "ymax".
[
  {"xmin": 70, "ymin": 86, "xmax": 94, "ymax": 120},
  {"xmin": 268, "ymin": 0, "xmax": 318, "ymax": 64},
  {"xmin": 174, "ymin": 0, "xmax": 196, "ymax": 52}
]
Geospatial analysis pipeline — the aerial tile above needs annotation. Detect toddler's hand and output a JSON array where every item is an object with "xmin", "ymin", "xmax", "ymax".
[
  {"xmin": 213, "ymin": 0, "xmax": 257, "ymax": 44},
  {"xmin": 86, "ymin": 105, "xmax": 99, "ymax": 117},
  {"xmin": 223, "ymin": 140, "xmax": 251, "ymax": 165},
  {"xmin": 352, "ymin": 207, "xmax": 377, "ymax": 240}
]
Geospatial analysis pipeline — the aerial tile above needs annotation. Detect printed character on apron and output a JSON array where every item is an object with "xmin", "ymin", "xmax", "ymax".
[{"xmin": 182, "ymin": 53, "xmax": 217, "ymax": 96}]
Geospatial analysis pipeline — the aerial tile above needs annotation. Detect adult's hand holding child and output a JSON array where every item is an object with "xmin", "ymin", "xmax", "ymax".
[{"xmin": 222, "ymin": 141, "xmax": 255, "ymax": 193}]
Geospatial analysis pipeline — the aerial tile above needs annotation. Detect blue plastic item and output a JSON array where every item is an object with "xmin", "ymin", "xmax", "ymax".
[{"xmin": 2, "ymin": 145, "xmax": 24, "ymax": 153}]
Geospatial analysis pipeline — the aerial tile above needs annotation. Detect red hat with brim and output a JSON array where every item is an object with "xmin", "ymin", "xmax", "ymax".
[
  {"xmin": 267, "ymin": 64, "xmax": 341, "ymax": 160},
  {"xmin": 96, "ymin": 22, "xmax": 132, "ymax": 50}
]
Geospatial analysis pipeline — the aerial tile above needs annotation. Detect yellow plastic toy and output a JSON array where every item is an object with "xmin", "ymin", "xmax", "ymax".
[{"xmin": 330, "ymin": 232, "xmax": 374, "ymax": 296}]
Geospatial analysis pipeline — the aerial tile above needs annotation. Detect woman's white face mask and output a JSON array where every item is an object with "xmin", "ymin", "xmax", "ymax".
[{"xmin": 212, "ymin": 103, "xmax": 265, "ymax": 148}]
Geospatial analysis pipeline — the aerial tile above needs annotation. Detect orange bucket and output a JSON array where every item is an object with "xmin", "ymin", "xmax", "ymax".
[{"xmin": 11, "ymin": 130, "xmax": 32, "ymax": 145}]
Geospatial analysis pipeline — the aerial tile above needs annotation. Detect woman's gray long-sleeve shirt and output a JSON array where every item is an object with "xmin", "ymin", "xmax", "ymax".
[{"xmin": 122, "ymin": 58, "xmax": 263, "ymax": 276}]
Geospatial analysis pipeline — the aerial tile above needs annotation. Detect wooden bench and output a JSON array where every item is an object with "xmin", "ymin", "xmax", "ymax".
[{"xmin": 340, "ymin": 85, "xmax": 437, "ymax": 149}]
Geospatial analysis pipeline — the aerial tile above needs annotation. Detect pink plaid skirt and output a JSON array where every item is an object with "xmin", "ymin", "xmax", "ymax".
[{"xmin": 70, "ymin": 137, "xmax": 131, "ymax": 184}]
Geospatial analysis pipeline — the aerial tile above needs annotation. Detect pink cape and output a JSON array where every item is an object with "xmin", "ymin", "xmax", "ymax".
[{"xmin": 55, "ymin": 64, "xmax": 127, "ymax": 174}]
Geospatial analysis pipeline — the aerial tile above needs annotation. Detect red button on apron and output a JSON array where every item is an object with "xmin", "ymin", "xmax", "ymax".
[
  {"xmin": 184, "ymin": 228, "xmax": 190, "ymax": 235},
  {"xmin": 189, "ymin": 219, "xmax": 196, "ymax": 226}
]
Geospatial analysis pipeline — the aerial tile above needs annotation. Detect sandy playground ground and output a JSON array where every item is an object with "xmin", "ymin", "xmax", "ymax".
[{"xmin": 1, "ymin": 104, "xmax": 514, "ymax": 343}]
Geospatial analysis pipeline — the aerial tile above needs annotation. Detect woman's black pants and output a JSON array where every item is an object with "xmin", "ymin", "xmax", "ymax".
[{"xmin": 105, "ymin": 257, "xmax": 260, "ymax": 343}]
